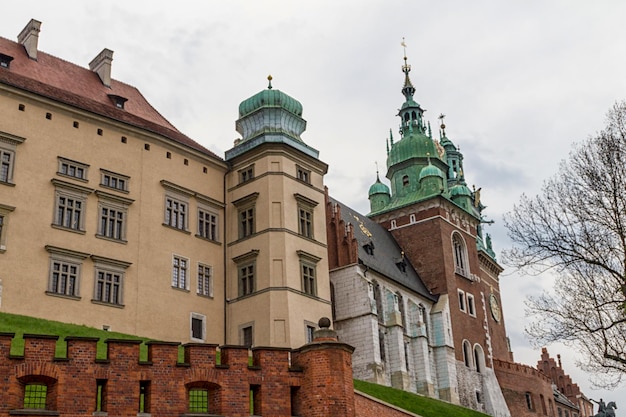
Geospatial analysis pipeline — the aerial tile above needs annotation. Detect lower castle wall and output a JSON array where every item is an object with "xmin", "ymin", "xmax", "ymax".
[{"xmin": 494, "ymin": 358, "xmax": 555, "ymax": 417}]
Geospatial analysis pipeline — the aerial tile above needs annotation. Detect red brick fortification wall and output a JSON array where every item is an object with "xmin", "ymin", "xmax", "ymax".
[
  {"xmin": 0, "ymin": 332, "xmax": 307, "ymax": 417},
  {"xmin": 494, "ymin": 359, "xmax": 555, "ymax": 417},
  {"xmin": 355, "ymin": 391, "xmax": 423, "ymax": 417},
  {"xmin": 292, "ymin": 322, "xmax": 357, "ymax": 417}
]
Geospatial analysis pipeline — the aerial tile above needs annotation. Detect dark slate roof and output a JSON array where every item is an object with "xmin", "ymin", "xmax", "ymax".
[
  {"xmin": 0, "ymin": 36, "xmax": 222, "ymax": 161},
  {"xmin": 553, "ymin": 388, "xmax": 578, "ymax": 409},
  {"xmin": 330, "ymin": 196, "xmax": 436, "ymax": 302}
]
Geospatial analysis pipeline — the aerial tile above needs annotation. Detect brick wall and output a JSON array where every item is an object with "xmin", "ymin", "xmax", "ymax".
[
  {"xmin": 0, "ymin": 330, "xmax": 357, "ymax": 417},
  {"xmin": 494, "ymin": 358, "xmax": 555, "ymax": 417},
  {"xmin": 354, "ymin": 391, "xmax": 422, "ymax": 417}
]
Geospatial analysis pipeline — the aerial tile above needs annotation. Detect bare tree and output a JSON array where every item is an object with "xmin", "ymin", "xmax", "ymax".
[{"xmin": 503, "ymin": 102, "xmax": 626, "ymax": 387}]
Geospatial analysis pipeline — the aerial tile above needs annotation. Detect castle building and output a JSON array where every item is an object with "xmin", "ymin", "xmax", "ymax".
[{"xmin": 0, "ymin": 18, "xmax": 593, "ymax": 417}]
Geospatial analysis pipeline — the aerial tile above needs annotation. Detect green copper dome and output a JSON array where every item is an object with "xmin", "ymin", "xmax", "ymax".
[
  {"xmin": 387, "ymin": 131, "xmax": 440, "ymax": 169},
  {"xmin": 239, "ymin": 85, "xmax": 303, "ymax": 118},
  {"xmin": 369, "ymin": 177, "xmax": 390, "ymax": 197},
  {"xmin": 449, "ymin": 183, "xmax": 472, "ymax": 198},
  {"xmin": 419, "ymin": 163, "xmax": 444, "ymax": 181}
]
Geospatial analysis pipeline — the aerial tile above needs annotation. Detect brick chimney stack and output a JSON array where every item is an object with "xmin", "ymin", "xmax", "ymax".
[
  {"xmin": 89, "ymin": 48, "xmax": 114, "ymax": 88},
  {"xmin": 17, "ymin": 19, "xmax": 41, "ymax": 60},
  {"xmin": 292, "ymin": 317, "xmax": 356, "ymax": 417}
]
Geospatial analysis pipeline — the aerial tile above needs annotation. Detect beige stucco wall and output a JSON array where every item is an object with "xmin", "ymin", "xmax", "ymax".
[{"xmin": 0, "ymin": 87, "xmax": 228, "ymax": 343}]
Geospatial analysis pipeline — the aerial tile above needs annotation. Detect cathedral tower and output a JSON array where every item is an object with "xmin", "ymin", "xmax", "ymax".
[{"xmin": 368, "ymin": 50, "xmax": 511, "ymax": 416}]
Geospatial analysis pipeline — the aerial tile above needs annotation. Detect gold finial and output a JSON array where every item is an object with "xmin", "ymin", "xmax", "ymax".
[
  {"xmin": 401, "ymin": 38, "xmax": 411, "ymax": 74},
  {"xmin": 401, "ymin": 37, "xmax": 407, "ymax": 60},
  {"xmin": 267, "ymin": 74, "xmax": 273, "ymax": 90},
  {"xmin": 438, "ymin": 113, "xmax": 446, "ymax": 135}
]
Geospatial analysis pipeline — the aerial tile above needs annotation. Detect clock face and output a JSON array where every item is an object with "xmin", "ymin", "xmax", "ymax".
[{"xmin": 489, "ymin": 293, "xmax": 501, "ymax": 323}]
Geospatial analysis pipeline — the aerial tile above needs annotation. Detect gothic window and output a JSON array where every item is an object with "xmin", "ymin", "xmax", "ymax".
[
  {"xmin": 525, "ymin": 392, "xmax": 534, "ymax": 411},
  {"xmin": 452, "ymin": 232, "xmax": 469, "ymax": 277},
  {"xmin": 462, "ymin": 340, "xmax": 473, "ymax": 368},
  {"xmin": 473, "ymin": 344, "xmax": 485, "ymax": 373},
  {"xmin": 402, "ymin": 175, "xmax": 409, "ymax": 186}
]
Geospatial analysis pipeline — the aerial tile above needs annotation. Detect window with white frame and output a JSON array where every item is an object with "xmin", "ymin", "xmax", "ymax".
[
  {"xmin": 96, "ymin": 191, "xmax": 133, "ymax": 242},
  {"xmin": 51, "ymin": 179, "xmax": 93, "ymax": 232},
  {"xmin": 463, "ymin": 339, "xmax": 473, "ymax": 368},
  {"xmin": 452, "ymin": 232, "xmax": 469, "ymax": 277},
  {"xmin": 100, "ymin": 169, "xmax": 129, "ymax": 192},
  {"xmin": 58, "ymin": 157, "xmax": 89, "ymax": 181},
  {"xmin": 0, "ymin": 203, "xmax": 15, "ymax": 252},
  {"xmin": 197, "ymin": 263, "xmax": 213, "ymax": 297},
  {"xmin": 467, "ymin": 293, "xmax": 476, "ymax": 317},
  {"xmin": 458, "ymin": 289, "xmax": 466, "ymax": 312},
  {"xmin": 92, "ymin": 256, "xmax": 130, "ymax": 306},
  {"xmin": 45, "ymin": 245, "xmax": 89, "ymax": 299},
  {"xmin": 0, "ymin": 131, "xmax": 25, "ymax": 185},
  {"xmin": 172, "ymin": 255, "xmax": 189, "ymax": 290},
  {"xmin": 190, "ymin": 312, "xmax": 206, "ymax": 342}
]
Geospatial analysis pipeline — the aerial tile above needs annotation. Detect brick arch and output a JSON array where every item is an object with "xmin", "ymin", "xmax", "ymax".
[
  {"xmin": 183, "ymin": 367, "xmax": 221, "ymax": 385},
  {"xmin": 15, "ymin": 362, "xmax": 59, "ymax": 380}
]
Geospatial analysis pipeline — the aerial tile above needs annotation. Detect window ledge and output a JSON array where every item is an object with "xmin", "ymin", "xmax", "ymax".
[
  {"xmin": 0, "ymin": 180, "xmax": 15, "ymax": 187},
  {"xmin": 194, "ymin": 234, "xmax": 222, "ymax": 245},
  {"xmin": 9, "ymin": 410, "xmax": 60, "ymax": 416},
  {"xmin": 95, "ymin": 234, "xmax": 128, "ymax": 244},
  {"xmin": 45, "ymin": 291, "xmax": 81, "ymax": 301},
  {"xmin": 161, "ymin": 223, "xmax": 191, "ymax": 234},
  {"xmin": 51, "ymin": 224, "xmax": 86, "ymax": 235},
  {"xmin": 90, "ymin": 299, "xmax": 125, "ymax": 309},
  {"xmin": 171, "ymin": 287, "xmax": 190, "ymax": 293}
]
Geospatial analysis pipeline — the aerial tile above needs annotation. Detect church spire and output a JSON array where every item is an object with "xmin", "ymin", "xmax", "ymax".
[{"xmin": 401, "ymin": 38, "xmax": 416, "ymax": 101}]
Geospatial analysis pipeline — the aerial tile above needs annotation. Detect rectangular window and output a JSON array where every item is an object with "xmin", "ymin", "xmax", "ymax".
[
  {"xmin": 57, "ymin": 195, "xmax": 83, "ymax": 230},
  {"xmin": 189, "ymin": 388, "xmax": 208, "ymax": 413},
  {"xmin": 306, "ymin": 324, "xmax": 315, "ymax": 343},
  {"xmin": 191, "ymin": 313, "xmax": 205, "ymax": 341},
  {"xmin": 296, "ymin": 165, "xmax": 311, "ymax": 184},
  {"xmin": 100, "ymin": 169, "xmax": 129, "ymax": 192},
  {"xmin": 198, "ymin": 209, "xmax": 218, "ymax": 241},
  {"xmin": 298, "ymin": 207, "xmax": 313, "ymax": 238},
  {"xmin": 139, "ymin": 381, "xmax": 150, "ymax": 413},
  {"xmin": 301, "ymin": 263, "xmax": 316, "ymax": 296},
  {"xmin": 58, "ymin": 157, "xmax": 89, "ymax": 180},
  {"xmin": 0, "ymin": 150, "xmax": 12, "ymax": 183},
  {"xmin": 24, "ymin": 383, "xmax": 47, "ymax": 409},
  {"xmin": 197, "ymin": 264, "xmax": 213, "ymax": 297},
  {"xmin": 467, "ymin": 293, "xmax": 476, "ymax": 316},
  {"xmin": 239, "ymin": 207, "xmax": 255, "ymax": 238},
  {"xmin": 242, "ymin": 325, "xmax": 253, "ymax": 347},
  {"xmin": 95, "ymin": 270, "xmax": 123, "ymax": 305},
  {"xmin": 165, "ymin": 197, "xmax": 188, "ymax": 230},
  {"xmin": 458, "ymin": 289, "xmax": 466, "ymax": 312},
  {"xmin": 0, "ymin": 131, "xmax": 25, "ymax": 185},
  {"xmin": 0, "ymin": 203, "xmax": 15, "ymax": 252},
  {"xmin": 172, "ymin": 255, "xmax": 189, "ymax": 290},
  {"xmin": 50, "ymin": 260, "xmax": 79, "ymax": 297},
  {"xmin": 238, "ymin": 263, "xmax": 255, "ymax": 296},
  {"xmin": 239, "ymin": 165, "xmax": 254, "ymax": 183},
  {"xmin": 100, "ymin": 206, "xmax": 124, "ymax": 239},
  {"xmin": 96, "ymin": 380, "xmax": 107, "ymax": 412}
]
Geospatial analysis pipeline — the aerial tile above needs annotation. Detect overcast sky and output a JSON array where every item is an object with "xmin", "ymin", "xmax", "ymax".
[{"xmin": 5, "ymin": 0, "xmax": 626, "ymax": 406}]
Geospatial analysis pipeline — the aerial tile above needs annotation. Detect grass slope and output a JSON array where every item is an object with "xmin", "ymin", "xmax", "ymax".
[
  {"xmin": 354, "ymin": 379, "xmax": 491, "ymax": 417},
  {"xmin": 0, "ymin": 312, "xmax": 150, "ymax": 358}
]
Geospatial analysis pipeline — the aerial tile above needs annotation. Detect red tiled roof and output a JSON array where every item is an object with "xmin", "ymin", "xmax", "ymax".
[{"xmin": 0, "ymin": 36, "xmax": 222, "ymax": 161}]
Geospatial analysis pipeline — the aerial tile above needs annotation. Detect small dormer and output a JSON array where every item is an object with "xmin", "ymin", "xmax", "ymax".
[
  {"xmin": 108, "ymin": 94, "xmax": 128, "ymax": 109},
  {"xmin": 0, "ymin": 53, "xmax": 14, "ymax": 69},
  {"xmin": 363, "ymin": 241, "xmax": 375, "ymax": 256}
]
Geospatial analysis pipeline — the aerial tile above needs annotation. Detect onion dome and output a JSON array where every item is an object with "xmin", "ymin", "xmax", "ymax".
[
  {"xmin": 369, "ymin": 174, "xmax": 390, "ymax": 197},
  {"xmin": 234, "ymin": 75, "xmax": 307, "ymax": 144},
  {"xmin": 419, "ymin": 163, "xmax": 444, "ymax": 181},
  {"xmin": 238, "ymin": 76, "xmax": 303, "ymax": 118}
]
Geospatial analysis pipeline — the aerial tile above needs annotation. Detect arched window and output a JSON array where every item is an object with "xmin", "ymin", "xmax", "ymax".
[
  {"xmin": 373, "ymin": 282, "xmax": 384, "ymax": 324},
  {"xmin": 402, "ymin": 175, "xmax": 409, "ymax": 187},
  {"xmin": 473, "ymin": 344, "xmax": 485, "ymax": 373},
  {"xmin": 17, "ymin": 376, "xmax": 58, "ymax": 412},
  {"xmin": 525, "ymin": 392, "xmax": 534, "ymax": 410},
  {"xmin": 397, "ymin": 292, "xmax": 407, "ymax": 329},
  {"xmin": 452, "ymin": 232, "xmax": 468, "ymax": 277},
  {"xmin": 540, "ymin": 394, "xmax": 547, "ymax": 415},
  {"xmin": 462, "ymin": 340, "xmax": 473, "ymax": 368},
  {"xmin": 330, "ymin": 282, "xmax": 336, "ymax": 320}
]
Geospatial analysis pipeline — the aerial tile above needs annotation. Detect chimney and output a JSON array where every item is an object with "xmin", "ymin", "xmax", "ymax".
[
  {"xmin": 17, "ymin": 19, "xmax": 42, "ymax": 60},
  {"xmin": 89, "ymin": 48, "xmax": 114, "ymax": 88}
]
